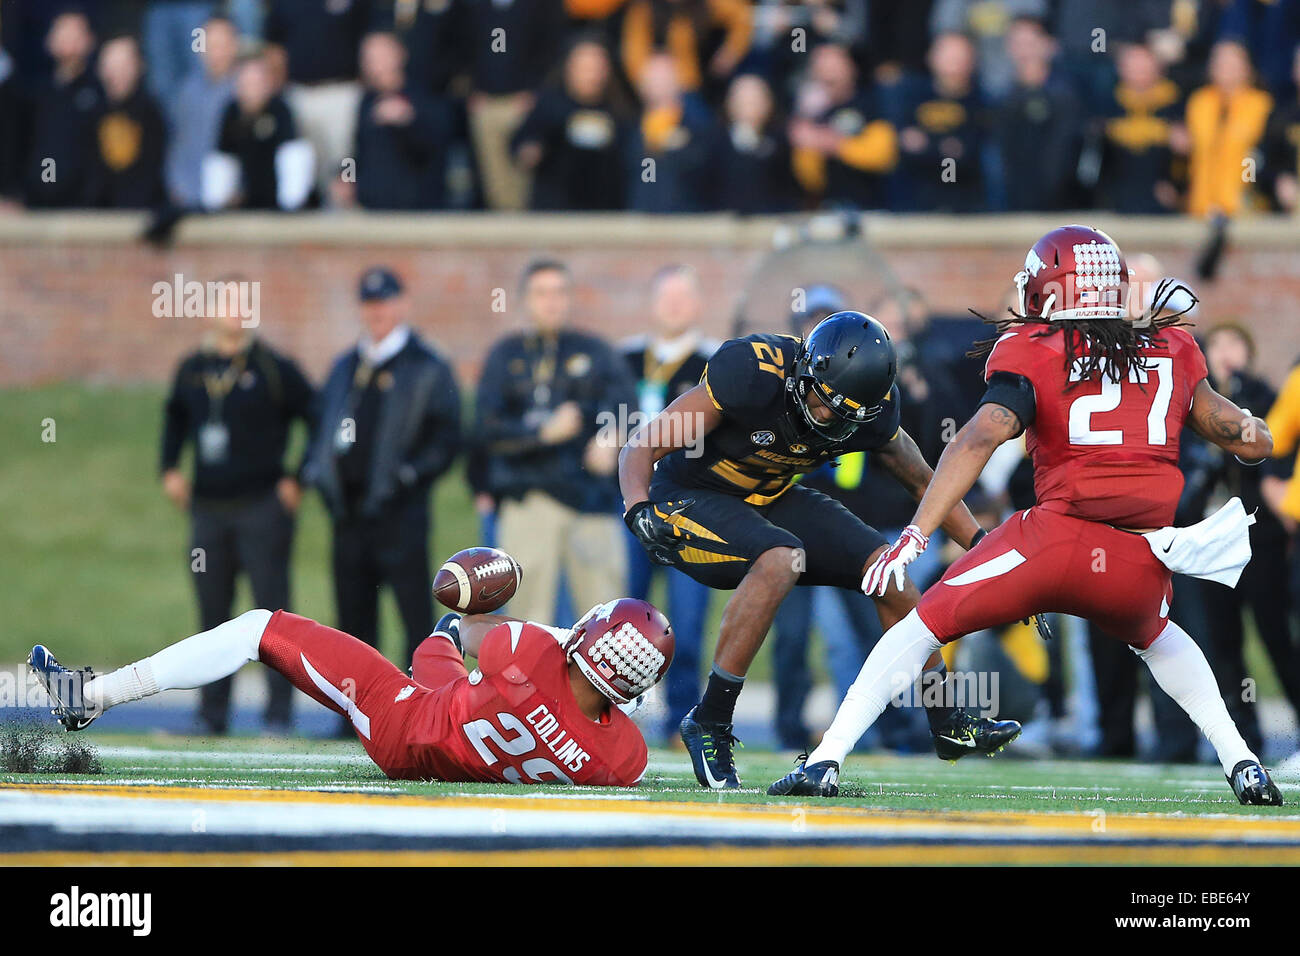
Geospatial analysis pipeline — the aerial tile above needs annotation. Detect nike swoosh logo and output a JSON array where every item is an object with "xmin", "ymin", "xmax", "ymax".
[
  {"xmin": 937, "ymin": 735, "xmax": 976, "ymax": 748},
  {"xmin": 478, "ymin": 581, "xmax": 513, "ymax": 601},
  {"xmin": 701, "ymin": 760, "xmax": 729, "ymax": 788},
  {"xmin": 1162, "ymin": 542, "xmax": 1174, "ymax": 553}
]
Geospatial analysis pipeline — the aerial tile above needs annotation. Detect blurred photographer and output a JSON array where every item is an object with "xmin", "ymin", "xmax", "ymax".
[{"xmin": 1198, "ymin": 323, "xmax": 1300, "ymax": 755}]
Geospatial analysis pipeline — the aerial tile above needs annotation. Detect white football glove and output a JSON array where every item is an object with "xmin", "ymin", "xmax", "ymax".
[{"xmin": 862, "ymin": 525, "xmax": 929, "ymax": 596}]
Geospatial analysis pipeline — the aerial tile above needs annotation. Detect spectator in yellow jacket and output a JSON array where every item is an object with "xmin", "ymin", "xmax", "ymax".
[
  {"xmin": 621, "ymin": 0, "xmax": 753, "ymax": 98},
  {"xmin": 1184, "ymin": 39, "xmax": 1273, "ymax": 217},
  {"xmin": 1265, "ymin": 361, "xmax": 1300, "ymax": 528},
  {"xmin": 788, "ymin": 42, "xmax": 897, "ymax": 209}
]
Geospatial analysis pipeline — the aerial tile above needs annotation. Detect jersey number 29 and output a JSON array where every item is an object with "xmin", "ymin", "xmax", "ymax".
[{"xmin": 462, "ymin": 712, "xmax": 574, "ymax": 784}]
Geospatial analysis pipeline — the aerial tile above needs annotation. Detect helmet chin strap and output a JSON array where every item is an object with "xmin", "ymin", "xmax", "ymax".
[
  {"xmin": 795, "ymin": 380, "xmax": 859, "ymax": 439},
  {"xmin": 1014, "ymin": 270, "xmax": 1030, "ymax": 316}
]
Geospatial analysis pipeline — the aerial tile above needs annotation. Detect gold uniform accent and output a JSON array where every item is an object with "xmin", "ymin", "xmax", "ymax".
[
  {"xmin": 678, "ymin": 546, "xmax": 748, "ymax": 565},
  {"xmin": 99, "ymin": 113, "xmax": 143, "ymax": 171},
  {"xmin": 659, "ymin": 508, "xmax": 727, "ymax": 544}
]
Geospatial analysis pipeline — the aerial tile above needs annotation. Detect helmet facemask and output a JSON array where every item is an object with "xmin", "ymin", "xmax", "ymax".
[
  {"xmin": 790, "ymin": 354, "xmax": 880, "ymax": 443},
  {"xmin": 566, "ymin": 601, "xmax": 672, "ymax": 705}
]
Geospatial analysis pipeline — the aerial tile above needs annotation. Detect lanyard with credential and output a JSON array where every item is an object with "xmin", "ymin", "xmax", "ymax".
[
  {"xmin": 528, "ymin": 333, "xmax": 561, "ymax": 408},
  {"xmin": 197, "ymin": 349, "xmax": 248, "ymax": 465},
  {"xmin": 335, "ymin": 354, "xmax": 378, "ymax": 454}
]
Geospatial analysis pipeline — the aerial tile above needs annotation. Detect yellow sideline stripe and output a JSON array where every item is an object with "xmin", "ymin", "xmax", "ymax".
[
  {"xmin": 3, "ymin": 783, "xmax": 1300, "ymax": 840},
  {"xmin": 5, "ymin": 844, "xmax": 1300, "ymax": 867}
]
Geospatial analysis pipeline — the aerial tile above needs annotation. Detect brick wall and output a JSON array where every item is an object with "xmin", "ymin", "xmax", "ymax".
[{"xmin": 1, "ymin": 212, "xmax": 1297, "ymax": 388}]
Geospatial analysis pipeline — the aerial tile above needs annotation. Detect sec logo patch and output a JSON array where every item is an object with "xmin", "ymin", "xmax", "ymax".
[{"xmin": 750, "ymin": 430, "xmax": 775, "ymax": 446}]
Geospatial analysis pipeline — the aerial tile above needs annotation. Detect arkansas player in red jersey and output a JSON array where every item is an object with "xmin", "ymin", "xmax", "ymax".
[
  {"xmin": 28, "ymin": 596, "xmax": 673, "ymax": 788},
  {"xmin": 771, "ymin": 224, "xmax": 1285, "ymax": 806}
]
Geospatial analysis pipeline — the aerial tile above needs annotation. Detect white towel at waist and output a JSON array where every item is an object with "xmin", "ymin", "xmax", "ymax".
[{"xmin": 1143, "ymin": 497, "xmax": 1256, "ymax": 588}]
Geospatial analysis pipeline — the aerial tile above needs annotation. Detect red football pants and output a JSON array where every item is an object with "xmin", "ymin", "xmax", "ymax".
[
  {"xmin": 258, "ymin": 611, "xmax": 465, "ymax": 777},
  {"xmin": 917, "ymin": 507, "xmax": 1173, "ymax": 649}
]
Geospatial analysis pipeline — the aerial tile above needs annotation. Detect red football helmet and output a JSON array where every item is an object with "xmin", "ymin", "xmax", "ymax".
[
  {"xmin": 1014, "ymin": 224, "xmax": 1131, "ymax": 322},
  {"xmin": 565, "ymin": 599, "xmax": 674, "ymax": 705}
]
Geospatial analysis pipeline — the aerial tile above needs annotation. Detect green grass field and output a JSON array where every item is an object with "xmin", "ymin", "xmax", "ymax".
[
  {"xmin": 3, "ymin": 730, "xmax": 1292, "ymax": 816},
  {"xmin": 5, "ymin": 730, "xmax": 1300, "ymax": 866}
]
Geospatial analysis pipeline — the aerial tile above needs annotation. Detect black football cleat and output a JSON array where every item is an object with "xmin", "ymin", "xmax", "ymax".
[
  {"xmin": 932, "ymin": 709, "xmax": 1022, "ymax": 761},
  {"xmin": 27, "ymin": 645, "xmax": 98, "ymax": 732},
  {"xmin": 1228, "ymin": 760, "xmax": 1284, "ymax": 806},
  {"xmin": 433, "ymin": 612, "xmax": 464, "ymax": 656},
  {"xmin": 768, "ymin": 755, "xmax": 839, "ymax": 797},
  {"xmin": 680, "ymin": 706, "xmax": 742, "ymax": 789}
]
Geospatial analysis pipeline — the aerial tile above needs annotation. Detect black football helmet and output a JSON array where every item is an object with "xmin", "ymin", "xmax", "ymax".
[{"xmin": 789, "ymin": 312, "xmax": 897, "ymax": 441}]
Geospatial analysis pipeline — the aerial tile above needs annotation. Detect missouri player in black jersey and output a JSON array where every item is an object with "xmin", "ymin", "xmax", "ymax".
[{"xmin": 619, "ymin": 312, "xmax": 1021, "ymax": 789}]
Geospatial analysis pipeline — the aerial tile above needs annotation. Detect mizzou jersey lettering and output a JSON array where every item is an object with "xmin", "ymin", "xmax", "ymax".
[{"xmin": 655, "ymin": 333, "xmax": 901, "ymax": 504}]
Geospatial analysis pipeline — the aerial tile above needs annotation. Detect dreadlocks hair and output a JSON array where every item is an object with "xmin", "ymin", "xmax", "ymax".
[{"xmin": 968, "ymin": 278, "xmax": 1199, "ymax": 388}]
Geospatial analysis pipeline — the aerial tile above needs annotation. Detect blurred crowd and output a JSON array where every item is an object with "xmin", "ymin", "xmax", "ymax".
[
  {"xmin": 162, "ymin": 256, "xmax": 1300, "ymax": 762},
  {"xmin": 2, "ymin": 0, "xmax": 1300, "ymax": 216}
]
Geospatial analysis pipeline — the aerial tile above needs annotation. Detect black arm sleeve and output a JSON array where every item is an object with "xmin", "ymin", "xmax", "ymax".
[
  {"xmin": 160, "ymin": 362, "xmax": 190, "ymax": 473},
  {"xmin": 979, "ymin": 371, "xmax": 1036, "ymax": 435}
]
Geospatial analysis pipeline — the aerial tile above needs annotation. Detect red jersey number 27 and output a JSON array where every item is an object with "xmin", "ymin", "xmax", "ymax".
[{"xmin": 1067, "ymin": 357, "xmax": 1174, "ymax": 447}]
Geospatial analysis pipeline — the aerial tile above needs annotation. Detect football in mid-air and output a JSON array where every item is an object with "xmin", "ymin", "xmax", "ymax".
[{"xmin": 433, "ymin": 547, "xmax": 522, "ymax": 614}]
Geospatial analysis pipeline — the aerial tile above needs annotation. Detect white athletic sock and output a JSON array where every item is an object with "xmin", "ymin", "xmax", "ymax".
[
  {"xmin": 808, "ymin": 609, "xmax": 943, "ymax": 767},
  {"xmin": 85, "ymin": 609, "xmax": 272, "ymax": 712},
  {"xmin": 1133, "ymin": 621, "xmax": 1258, "ymax": 775}
]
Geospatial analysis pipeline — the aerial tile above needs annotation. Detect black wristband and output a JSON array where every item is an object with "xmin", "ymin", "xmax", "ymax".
[{"xmin": 969, "ymin": 528, "xmax": 987, "ymax": 549}]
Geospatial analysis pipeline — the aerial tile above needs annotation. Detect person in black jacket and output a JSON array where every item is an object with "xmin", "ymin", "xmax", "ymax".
[
  {"xmin": 1199, "ymin": 323, "xmax": 1300, "ymax": 755},
  {"xmin": 160, "ymin": 285, "xmax": 316, "ymax": 734},
  {"xmin": 895, "ymin": 31, "xmax": 986, "ymax": 213},
  {"xmin": 1092, "ymin": 40, "xmax": 1183, "ymax": 215},
  {"xmin": 990, "ymin": 16, "xmax": 1082, "ymax": 211},
  {"xmin": 351, "ymin": 31, "xmax": 452, "ymax": 210},
  {"xmin": 477, "ymin": 259, "xmax": 635, "ymax": 623},
  {"xmin": 216, "ymin": 54, "xmax": 297, "ymax": 210},
  {"xmin": 512, "ymin": 36, "xmax": 629, "ymax": 211},
  {"xmin": 1261, "ymin": 44, "xmax": 1300, "ymax": 213},
  {"xmin": 0, "ymin": 45, "xmax": 24, "ymax": 204},
  {"xmin": 303, "ymin": 267, "xmax": 461, "ymax": 693},
  {"xmin": 626, "ymin": 53, "xmax": 714, "ymax": 213},
  {"xmin": 89, "ymin": 35, "xmax": 166, "ymax": 209},
  {"xmin": 461, "ymin": 0, "xmax": 568, "ymax": 210},
  {"xmin": 373, "ymin": 0, "xmax": 464, "ymax": 98},
  {"xmin": 24, "ymin": 9, "xmax": 102, "ymax": 208},
  {"xmin": 708, "ymin": 72, "xmax": 797, "ymax": 214}
]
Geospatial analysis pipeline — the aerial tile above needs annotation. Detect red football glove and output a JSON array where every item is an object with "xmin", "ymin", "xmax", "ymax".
[{"xmin": 862, "ymin": 525, "xmax": 929, "ymax": 596}]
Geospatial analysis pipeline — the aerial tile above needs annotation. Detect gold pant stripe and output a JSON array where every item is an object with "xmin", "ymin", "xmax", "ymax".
[
  {"xmin": 678, "ymin": 545, "xmax": 748, "ymax": 565},
  {"xmin": 743, "ymin": 484, "xmax": 794, "ymax": 506},
  {"xmin": 665, "ymin": 512, "xmax": 726, "ymax": 543}
]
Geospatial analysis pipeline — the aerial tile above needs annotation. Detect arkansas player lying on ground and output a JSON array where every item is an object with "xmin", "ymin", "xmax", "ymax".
[{"xmin": 28, "ymin": 598, "xmax": 674, "ymax": 787}]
